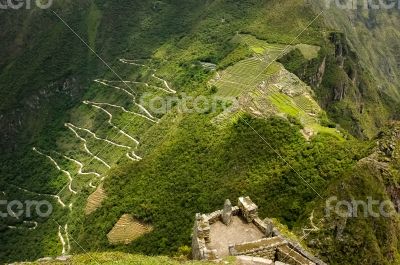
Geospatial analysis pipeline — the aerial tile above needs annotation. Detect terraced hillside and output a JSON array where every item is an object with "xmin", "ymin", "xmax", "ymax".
[
  {"xmin": 31, "ymin": 59, "xmax": 176, "ymax": 252},
  {"xmin": 1, "ymin": 1, "xmax": 400, "ymax": 264},
  {"xmin": 210, "ymin": 35, "xmax": 340, "ymax": 138},
  {"xmin": 1, "ymin": 57, "xmax": 177, "ymax": 260}
]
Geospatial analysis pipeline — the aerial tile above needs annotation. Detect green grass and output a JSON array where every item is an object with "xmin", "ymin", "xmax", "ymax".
[
  {"xmin": 268, "ymin": 92, "xmax": 302, "ymax": 117},
  {"xmin": 213, "ymin": 59, "xmax": 281, "ymax": 97},
  {"xmin": 87, "ymin": 2, "xmax": 102, "ymax": 50},
  {"xmin": 211, "ymin": 35, "xmax": 340, "ymax": 138},
  {"xmin": 239, "ymin": 34, "xmax": 287, "ymax": 57},
  {"xmin": 25, "ymin": 252, "xmax": 224, "ymax": 265},
  {"xmin": 294, "ymin": 44, "xmax": 320, "ymax": 60},
  {"xmin": 0, "ymin": 1, "xmax": 397, "ymax": 264},
  {"xmin": 71, "ymin": 112, "xmax": 368, "ymax": 259}
]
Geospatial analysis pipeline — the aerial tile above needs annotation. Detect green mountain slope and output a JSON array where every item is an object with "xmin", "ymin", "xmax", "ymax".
[
  {"xmin": 24, "ymin": 252, "xmax": 220, "ymax": 265},
  {"xmin": 1, "ymin": 1, "xmax": 400, "ymax": 264}
]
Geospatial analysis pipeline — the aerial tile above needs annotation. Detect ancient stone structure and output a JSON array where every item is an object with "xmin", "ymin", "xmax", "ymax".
[
  {"xmin": 192, "ymin": 197, "xmax": 327, "ymax": 265},
  {"xmin": 222, "ymin": 199, "xmax": 233, "ymax": 225},
  {"xmin": 238, "ymin": 196, "xmax": 258, "ymax": 222}
]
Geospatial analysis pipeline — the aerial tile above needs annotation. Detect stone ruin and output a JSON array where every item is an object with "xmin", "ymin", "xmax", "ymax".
[{"xmin": 192, "ymin": 196, "xmax": 327, "ymax": 265}]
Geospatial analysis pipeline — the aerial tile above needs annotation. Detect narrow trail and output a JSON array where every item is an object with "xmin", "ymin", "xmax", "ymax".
[
  {"xmin": 12, "ymin": 184, "xmax": 68, "ymax": 209},
  {"xmin": 8, "ymin": 221, "xmax": 39, "ymax": 231},
  {"xmin": 94, "ymin": 79, "xmax": 158, "ymax": 122},
  {"xmin": 119, "ymin": 58, "xmax": 147, "ymax": 67},
  {"xmin": 151, "ymin": 74, "xmax": 177, "ymax": 94},
  {"xmin": 62, "ymin": 154, "xmax": 101, "ymax": 178},
  {"xmin": 89, "ymin": 181, "xmax": 96, "ymax": 189},
  {"xmin": 83, "ymin": 100, "xmax": 140, "ymax": 144},
  {"xmin": 101, "ymin": 79, "xmax": 175, "ymax": 95},
  {"xmin": 57, "ymin": 224, "xmax": 72, "ymax": 256},
  {"xmin": 33, "ymin": 148, "xmax": 77, "ymax": 195},
  {"xmin": 65, "ymin": 224, "xmax": 71, "ymax": 254},
  {"xmin": 22, "ymin": 58, "xmax": 176, "ymax": 255},
  {"xmin": 66, "ymin": 122, "xmax": 141, "ymax": 162},
  {"xmin": 127, "ymin": 151, "xmax": 142, "ymax": 161},
  {"xmin": 84, "ymin": 100, "xmax": 155, "ymax": 124},
  {"xmin": 58, "ymin": 226, "xmax": 67, "ymax": 256},
  {"xmin": 6, "ymin": 206, "xmax": 20, "ymax": 220},
  {"xmin": 66, "ymin": 123, "xmax": 133, "ymax": 150},
  {"xmin": 119, "ymin": 58, "xmax": 176, "ymax": 94},
  {"xmin": 302, "ymin": 210, "xmax": 321, "ymax": 237},
  {"xmin": 26, "ymin": 221, "xmax": 38, "ymax": 230},
  {"xmin": 65, "ymin": 123, "xmax": 111, "ymax": 169}
]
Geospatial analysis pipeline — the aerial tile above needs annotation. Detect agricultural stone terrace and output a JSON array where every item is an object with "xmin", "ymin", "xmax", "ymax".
[
  {"xmin": 192, "ymin": 197, "xmax": 326, "ymax": 265},
  {"xmin": 107, "ymin": 214, "xmax": 153, "ymax": 245}
]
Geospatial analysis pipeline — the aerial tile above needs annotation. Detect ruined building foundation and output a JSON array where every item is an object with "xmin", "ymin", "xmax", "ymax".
[{"xmin": 192, "ymin": 196, "xmax": 327, "ymax": 265}]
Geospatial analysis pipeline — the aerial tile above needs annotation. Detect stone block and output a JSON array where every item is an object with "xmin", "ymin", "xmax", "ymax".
[
  {"xmin": 222, "ymin": 199, "xmax": 233, "ymax": 225},
  {"xmin": 236, "ymin": 256, "xmax": 273, "ymax": 265},
  {"xmin": 238, "ymin": 196, "xmax": 258, "ymax": 222},
  {"xmin": 253, "ymin": 257, "xmax": 273, "ymax": 265}
]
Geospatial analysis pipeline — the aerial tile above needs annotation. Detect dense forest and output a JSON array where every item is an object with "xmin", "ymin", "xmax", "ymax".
[{"xmin": 1, "ymin": 1, "xmax": 400, "ymax": 264}]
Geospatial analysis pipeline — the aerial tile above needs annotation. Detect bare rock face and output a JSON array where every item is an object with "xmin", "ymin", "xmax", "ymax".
[{"xmin": 222, "ymin": 199, "xmax": 233, "ymax": 225}]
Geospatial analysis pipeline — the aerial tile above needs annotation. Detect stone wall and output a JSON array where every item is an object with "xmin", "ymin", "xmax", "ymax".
[
  {"xmin": 230, "ymin": 236, "xmax": 287, "ymax": 260},
  {"xmin": 207, "ymin": 210, "xmax": 222, "ymax": 224},
  {"xmin": 276, "ymin": 245, "xmax": 316, "ymax": 265},
  {"xmin": 191, "ymin": 197, "xmax": 326, "ymax": 265},
  {"xmin": 192, "ymin": 213, "xmax": 217, "ymax": 260},
  {"xmin": 238, "ymin": 196, "xmax": 258, "ymax": 222},
  {"xmin": 286, "ymin": 241, "xmax": 327, "ymax": 265},
  {"xmin": 253, "ymin": 217, "xmax": 274, "ymax": 237}
]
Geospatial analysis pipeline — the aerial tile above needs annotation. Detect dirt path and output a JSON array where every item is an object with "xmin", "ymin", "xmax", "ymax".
[
  {"xmin": 83, "ymin": 100, "xmax": 140, "ymax": 144},
  {"xmin": 33, "ymin": 148, "xmax": 77, "ymax": 195},
  {"xmin": 119, "ymin": 58, "xmax": 147, "ymax": 67},
  {"xmin": 65, "ymin": 123, "xmax": 111, "ymax": 169},
  {"xmin": 94, "ymin": 79, "xmax": 158, "ymax": 122},
  {"xmin": 58, "ymin": 226, "xmax": 67, "ymax": 256},
  {"xmin": 302, "ymin": 210, "xmax": 321, "ymax": 237},
  {"xmin": 26, "ymin": 59, "xmax": 176, "ymax": 256},
  {"xmin": 64, "ymin": 224, "xmax": 71, "ymax": 253},
  {"xmin": 89, "ymin": 181, "xmax": 96, "ymax": 189},
  {"xmin": 66, "ymin": 123, "xmax": 132, "ymax": 149},
  {"xmin": 151, "ymin": 74, "xmax": 176, "ymax": 94},
  {"xmin": 66, "ymin": 122, "xmax": 141, "ymax": 162},
  {"xmin": 62, "ymin": 154, "xmax": 101, "ymax": 178},
  {"xmin": 8, "ymin": 221, "xmax": 39, "ymax": 231},
  {"xmin": 26, "ymin": 221, "xmax": 38, "ymax": 230},
  {"xmin": 84, "ymin": 100, "xmax": 156, "ymax": 123},
  {"xmin": 12, "ymin": 185, "xmax": 67, "ymax": 208}
]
